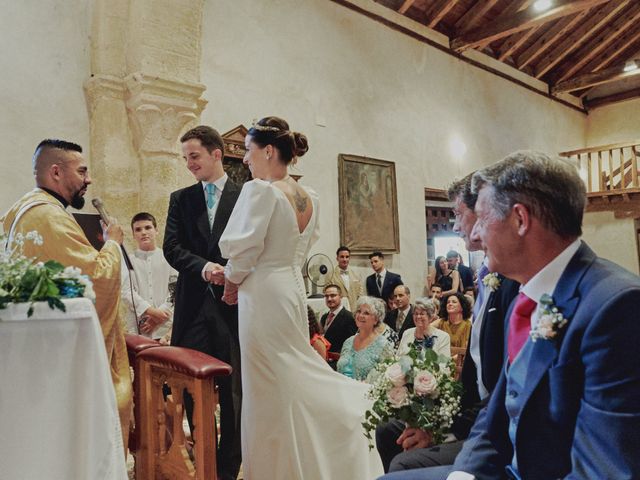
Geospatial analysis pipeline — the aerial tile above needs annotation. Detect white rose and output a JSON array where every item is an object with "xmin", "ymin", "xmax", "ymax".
[
  {"xmin": 414, "ymin": 370, "xmax": 439, "ymax": 397},
  {"xmin": 387, "ymin": 386, "xmax": 410, "ymax": 407},
  {"xmin": 385, "ymin": 363, "xmax": 406, "ymax": 387}
]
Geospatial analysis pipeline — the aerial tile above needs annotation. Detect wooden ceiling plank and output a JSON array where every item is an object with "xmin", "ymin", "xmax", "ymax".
[
  {"xmin": 577, "ymin": 23, "xmax": 640, "ymax": 76},
  {"xmin": 497, "ymin": 26, "xmax": 540, "ymax": 61},
  {"xmin": 585, "ymin": 86, "xmax": 640, "ymax": 109},
  {"xmin": 533, "ymin": 0, "xmax": 629, "ymax": 78},
  {"xmin": 398, "ymin": 0, "xmax": 417, "ymax": 15},
  {"xmin": 454, "ymin": 0, "xmax": 501, "ymax": 33},
  {"xmin": 450, "ymin": 0, "xmax": 611, "ymax": 52},
  {"xmin": 516, "ymin": 11, "xmax": 588, "ymax": 68},
  {"xmin": 555, "ymin": 4, "xmax": 640, "ymax": 82},
  {"xmin": 552, "ymin": 61, "xmax": 640, "ymax": 93},
  {"xmin": 425, "ymin": 0, "xmax": 460, "ymax": 29},
  {"xmin": 477, "ymin": 0, "xmax": 535, "ymax": 50}
]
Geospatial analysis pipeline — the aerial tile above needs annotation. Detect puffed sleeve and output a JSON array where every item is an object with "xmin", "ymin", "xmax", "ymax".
[{"xmin": 219, "ymin": 179, "xmax": 278, "ymax": 284}]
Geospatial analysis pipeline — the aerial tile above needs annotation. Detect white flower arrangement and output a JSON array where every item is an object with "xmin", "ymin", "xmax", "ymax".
[
  {"xmin": 482, "ymin": 272, "xmax": 501, "ymax": 293},
  {"xmin": 362, "ymin": 343, "xmax": 462, "ymax": 449},
  {"xmin": 530, "ymin": 293, "xmax": 567, "ymax": 342},
  {"xmin": 1, "ymin": 231, "xmax": 95, "ymax": 316}
]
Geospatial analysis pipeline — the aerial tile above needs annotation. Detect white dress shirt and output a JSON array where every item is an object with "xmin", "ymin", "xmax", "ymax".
[{"xmin": 200, "ymin": 174, "xmax": 229, "ymax": 280}]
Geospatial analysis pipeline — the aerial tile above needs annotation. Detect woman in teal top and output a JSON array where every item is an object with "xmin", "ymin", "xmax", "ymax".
[{"xmin": 338, "ymin": 296, "xmax": 395, "ymax": 381}]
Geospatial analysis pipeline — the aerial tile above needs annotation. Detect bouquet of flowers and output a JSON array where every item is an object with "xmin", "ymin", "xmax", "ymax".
[
  {"xmin": 362, "ymin": 343, "xmax": 463, "ymax": 449},
  {"xmin": 1, "ymin": 231, "xmax": 95, "ymax": 316}
]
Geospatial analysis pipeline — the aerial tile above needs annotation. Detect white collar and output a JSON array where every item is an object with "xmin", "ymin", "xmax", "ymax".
[
  {"xmin": 201, "ymin": 173, "xmax": 228, "ymax": 193},
  {"xmin": 521, "ymin": 238, "xmax": 581, "ymax": 304}
]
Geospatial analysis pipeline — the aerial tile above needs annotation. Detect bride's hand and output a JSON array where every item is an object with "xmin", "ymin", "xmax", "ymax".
[{"xmin": 222, "ymin": 279, "xmax": 239, "ymax": 305}]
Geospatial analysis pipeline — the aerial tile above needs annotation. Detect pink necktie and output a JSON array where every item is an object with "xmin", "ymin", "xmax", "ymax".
[
  {"xmin": 507, "ymin": 293, "xmax": 537, "ymax": 363},
  {"xmin": 325, "ymin": 312, "xmax": 335, "ymax": 332}
]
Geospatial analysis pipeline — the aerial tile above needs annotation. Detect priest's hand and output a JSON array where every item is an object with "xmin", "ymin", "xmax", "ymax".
[{"xmin": 101, "ymin": 218, "xmax": 124, "ymax": 245}]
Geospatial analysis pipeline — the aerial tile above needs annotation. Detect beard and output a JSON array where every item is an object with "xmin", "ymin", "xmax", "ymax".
[{"xmin": 70, "ymin": 190, "xmax": 86, "ymax": 209}]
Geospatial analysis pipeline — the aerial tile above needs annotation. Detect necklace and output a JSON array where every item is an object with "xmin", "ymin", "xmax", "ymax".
[{"xmin": 268, "ymin": 174, "xmax": 290, "ymax": 183}]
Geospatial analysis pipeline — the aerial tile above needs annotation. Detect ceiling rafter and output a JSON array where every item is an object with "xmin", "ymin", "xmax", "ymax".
[
  {"xmin": 454, "ymin": 0, "xmax": 501, "ymax": 33},
  {"xmin": 476, "ymin": 0, "xmax": 534, "ymax": 50},
  {"xmin": 450, "ymin": 0, "xmax": 611, "ymax": 52},
  {"xmin": 398, "ymin": 0, "xmax": 416, "ymax": 15},
  {"xmin": 497, "ymin": 25, "xmax": 540, "ymax": 62},
  {"xmin": 571, "ymin": 16, "xmax": 640, "ymax": 79},
  {"xmin": 554, "ymin": 3, "xmax": 640, "ymax": 82},
  {"xmin": 515, "ymin": 11, "xmax": 588, "ymax": 69},
  {"xmin": 552, "ymin": 59, "xmax": 640, "ymax": 93},
  {"xmin": 533, "ymin": 0, "xmax": 628, "ymax": 78},
  {"xmin": 424, "ymin": 0, "xmax": 460, "ymax": 29},
  {"xmin": 584, "ymin": 86, "xmax": 640, "ymax": 109}
]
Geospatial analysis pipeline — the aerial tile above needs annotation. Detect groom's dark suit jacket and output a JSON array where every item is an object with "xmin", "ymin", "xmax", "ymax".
[
  {"xmin": 454, "ymin": 276, "xmax": 519, "ymax": 439},
  {"xmin": 163, "ymin": 180, "xmax": 241, "ymax": 349},
  {"xmin": 454, "ymin": 242, "xmax": 640, "ymax": 480}
]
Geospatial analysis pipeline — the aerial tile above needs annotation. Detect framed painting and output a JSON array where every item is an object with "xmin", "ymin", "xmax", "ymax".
[{"xmin": 338, "ymin": 154, "xmax": 399, "ymax": 254}]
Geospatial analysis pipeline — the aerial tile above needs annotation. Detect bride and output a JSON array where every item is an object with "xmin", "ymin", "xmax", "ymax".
[{"xmin": 218, "ymin": 116, "xmax": 383, "ymax": 479}]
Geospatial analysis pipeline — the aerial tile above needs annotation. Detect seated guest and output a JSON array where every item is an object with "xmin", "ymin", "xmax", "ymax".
[
  {"xmin": 397, "ymin": 297, "xmax": 450, "ymax": 358},
  {"xmin": 120, "ymin": 212, "xmax": 176, "ymax": 341},
  {"xmin": 308, "ymin": 306, "xmax": 330, "ymax": 361},
  {"xmin": 428, "ymin": 256, "xmax": 460, "ymax": 296},
  {"xmin": 320, "ymin": 284, "xmax": 357, "ymax": 354},
  {"xmin": 428, "ymin": 283, "xmax": 443, "ymax": 300},
  {"xmin": 384, "ymin": 285, "xmax": 414, "ymax": 338},
  {"xmin": 438, "ymin": 292, "xmax": 472, "ymax": 349},
  {"xmin": 366, "ymin": 251, "xmax": 403, "ymax": 300},
  {"xmin": 386, "ymin": 295, "xmax": 397, "ymax": 312},
  {"xmin": 337, "ymin": 296, "xmax": 395, "ymax": 381}
]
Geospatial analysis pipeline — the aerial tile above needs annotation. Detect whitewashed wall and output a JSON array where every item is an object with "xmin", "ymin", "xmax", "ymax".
[
  {"xmin": 199, "ymin": 0, "xmax": 585, "ymax": 294},
  {"xmin": 0, "ymin": 0, "xmax": 92, "ymax": 213}
]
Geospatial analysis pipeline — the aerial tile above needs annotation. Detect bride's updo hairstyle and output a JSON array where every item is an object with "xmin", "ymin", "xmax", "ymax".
[{"xmin": 248, "ymin": 116, "xmax": 309, "ymax": 165}]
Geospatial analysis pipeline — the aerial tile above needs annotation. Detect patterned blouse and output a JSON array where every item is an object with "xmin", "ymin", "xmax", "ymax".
[{"xmin": 337, "ymin": 333, "xmax": 394, "ymax": 381}]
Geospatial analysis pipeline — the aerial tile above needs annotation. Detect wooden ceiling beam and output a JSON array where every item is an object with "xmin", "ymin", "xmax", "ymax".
[
  {"xmin": 555, "ymin": 3, "xmax": 640, "ymax": 82},
  {"xmin": 398, "ymin": 0, "xmax": 417, "ymax": 15},
  {"xmin": 497, "ymin": 26, "xmax": 540, "ymax": 62},
  {"xmin": 424, "ymin": 0, "xmax": 460, "ymax": 29},
  {"xmin": 450, "ymin": 0, "xmax": 611, "ymax": 52},
  {"xmin": 454, "ymin": 0, "xmax": 501, "ymax": 33},
  {"xmin": 477, "ymin": 0, "xmax": 533, "ymax": 51},
  {"xmin": 575, "ymin": 22, "xmax": 640, "ymax": 77},
  {"xmin": 552, "ymin": 59, "xmax": 640, "ymax": 93},
  {"xmin": 533, "ymin": 0, "xmax": 628, "ymax": 78},
  {"xmin": 516, "ymin": 11, "xmax": 588, "ymax": 68},
  {"xmin": 584, "ymin": 86, "xmax": 640, "ymax": 109}
]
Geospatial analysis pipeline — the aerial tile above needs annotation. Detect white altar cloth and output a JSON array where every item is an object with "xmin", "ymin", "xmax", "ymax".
[{"xmin": 0, "ymin": 298, "xmax": 127, "ymax": 480}]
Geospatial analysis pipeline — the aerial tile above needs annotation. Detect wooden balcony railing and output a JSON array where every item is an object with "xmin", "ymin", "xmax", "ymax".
[
  {"xmin": 560, "ymin": 141, "xmax": 640, "ymax": 217},
  {"xmin": 560, "ymin": 141, "xmax": 640, "ymax": 194}
]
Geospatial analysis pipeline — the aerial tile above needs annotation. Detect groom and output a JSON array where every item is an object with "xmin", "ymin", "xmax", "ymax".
[
  {"xmin": 163, "ymin": 125, "xmax": 242, "ymax": 480},
  {"xmin": 397, "ymin": 151, "xmax": 640, "ymax": 480}
]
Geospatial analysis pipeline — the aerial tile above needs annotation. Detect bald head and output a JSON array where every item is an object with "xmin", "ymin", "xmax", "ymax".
[{"xmin": 33, "ymin": 139, "xmax": 90, "ymax": 208}]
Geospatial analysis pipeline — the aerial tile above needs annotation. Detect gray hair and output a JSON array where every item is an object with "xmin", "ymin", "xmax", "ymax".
[
  {"xmin": 413, "ymin": 297, "xmax": 438, "ymax": 318},
  {"xmin": 472, "ymin": 151, "xmax": 585, "ymax": 238},
  {"xmin": 355, "ymin": 296, "xmax": 386, "ymax": 325}
]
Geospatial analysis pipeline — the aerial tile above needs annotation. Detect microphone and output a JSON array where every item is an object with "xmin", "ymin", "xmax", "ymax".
[{"xmin": 91, "ymin": 197, "xmax": 133, "ymax": 271}]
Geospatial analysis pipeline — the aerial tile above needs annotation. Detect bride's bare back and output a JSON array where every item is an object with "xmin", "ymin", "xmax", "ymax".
[{"xmin": 272, "ymin": 177, "xmax": 313, "ymax": 234}]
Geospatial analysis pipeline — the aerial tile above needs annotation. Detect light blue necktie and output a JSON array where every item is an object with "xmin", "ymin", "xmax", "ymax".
[{"xmin": 206, "ymin": 183, "xmax": 216, "ymax": 209}]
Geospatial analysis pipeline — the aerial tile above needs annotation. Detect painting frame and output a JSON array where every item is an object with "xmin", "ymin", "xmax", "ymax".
[{"xmin": 338, "ymin": 154, "xmax": 400, "ymax": 255}]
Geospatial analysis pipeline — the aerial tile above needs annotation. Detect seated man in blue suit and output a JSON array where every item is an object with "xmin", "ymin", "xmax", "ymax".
[
  {"xmin": 383, "ymin": 151, "xmax": 640, "ymax": 479},
  {"xmin": 366, "ymin": 251, "xmax": 403, "ymax": 302}
]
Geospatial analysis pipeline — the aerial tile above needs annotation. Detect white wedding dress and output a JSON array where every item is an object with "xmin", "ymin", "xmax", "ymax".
[{"xmin": 220, "ymin": 179, "xmax": 383, "ymax": 480}]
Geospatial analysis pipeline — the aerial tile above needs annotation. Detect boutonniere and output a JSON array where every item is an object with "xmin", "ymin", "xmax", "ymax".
[
  {"xmin": 482, "ymin": 272, "xmax": 501, "ymax": 293},
  {"xmin": 530, "ymin": 293, "xmax": 568, "ymax": 342}
]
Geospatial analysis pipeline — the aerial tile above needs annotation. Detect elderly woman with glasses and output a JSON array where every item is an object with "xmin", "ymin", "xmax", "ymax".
[
  {"xmin": 337, "ymin": 296, "xmax": 395, "ymax": 381},
  {"xmin": 397, "ymin": 297, "xmax": 451, "ymax": 358}
]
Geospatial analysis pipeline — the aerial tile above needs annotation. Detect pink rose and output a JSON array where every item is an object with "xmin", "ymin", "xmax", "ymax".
[
  {"xmin": 414, "ymin": 370, "xmax": 439, "ymax": 397},
  {"xmin": 387, "ymin": 386, "xmax": 410, "ymax": 407},
  {"xmin": 385, "ymin": 363, "xmax": 406, "ymax": 387}
]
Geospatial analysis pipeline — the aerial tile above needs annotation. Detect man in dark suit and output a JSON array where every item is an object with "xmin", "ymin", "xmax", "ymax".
[
  {"xmin": 384, "ymin": 285, "xmax": 414, "ymax": 339},
  {"xmin": 366, "ymin": 251, "xmax": 403, "ymax": 302},
  {"xmin": 320, "ymin": 284, "xmax": 357, "ymax": 354},
  {"xmin": 386, "ymin": 152, "xmax": 640, "ymax": 480},
  {"xmin": 377, "ymin": 173, "xmax": 518, "ymax": 474},
  {"xmin": 447, "ymin": 250, "xmax": 474, "ymax": 292},
  {"xmin": 163, "ymin": 125, "xmax": 242, "ymax": 480}
]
